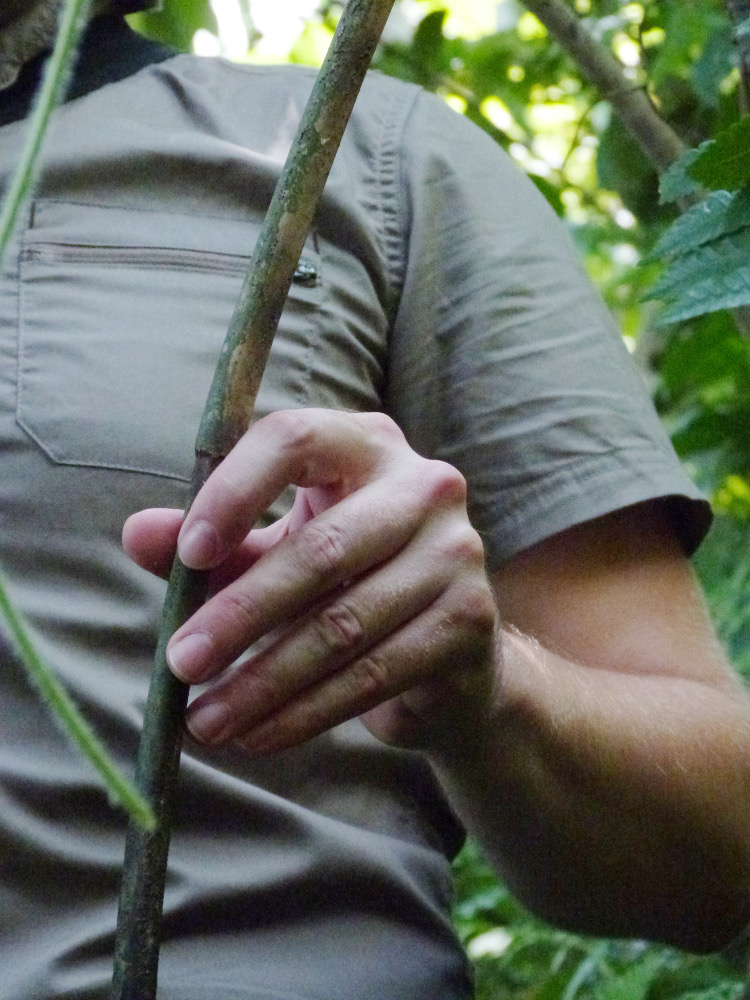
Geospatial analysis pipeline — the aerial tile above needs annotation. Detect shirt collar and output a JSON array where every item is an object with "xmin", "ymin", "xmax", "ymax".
[{"xmin": 0, "ymin": 13, "xmax": 176, "ymax": 128}]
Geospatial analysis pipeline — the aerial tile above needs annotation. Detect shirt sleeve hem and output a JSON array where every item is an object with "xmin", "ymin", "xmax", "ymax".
[{"xmin": 479, "ymin": 450, "xmax": 712, "ymax": 571}]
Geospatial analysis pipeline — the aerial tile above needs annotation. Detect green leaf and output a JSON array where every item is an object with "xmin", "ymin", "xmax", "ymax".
[
  {"xmin": 672, "ymin": 407, "xmax": 734, "ymax": 456},
  {"xmin": 594, "ymin": 952, "xmax": 664, "ymax": 1000},
  {"xmin": 692, "ymin": 26, "xmax": 736, "ymax": 109},
  {"xmin": 531, "ymin": 969, "xmax": 582, "ymax": 1000},
  {"xmin": 645, "ymin": 190, "xmax": 748, "ymax": 262},
  {"xmin": 658, "ymin": 312, "xmax": 748, "ymax": 397},
  {"xmin": 648, "ymin": 4, "xmax": 717, "ymax": 89},
  {"xmin": 688, "ymin": 118, "xmax": 750, "ymax": 191},
  {"xmin": 562, "ymin": 942, "xmax": 610, "ymax": 1000},
  {"xmin": 680, "ymin": 985, "xmax": 746, "ymax": 1000},
  {"xmin": 412, "ymin": 8, "xmax": 447, "ymax": 68},
  {"xmin": 650, "ymin": 950, "xmax": 748, "ymax": 1000},
  {"xmin": 0, "ymin": 572, "xmax": 155, "ymax": 830},
  {"xmin": 657, "ymin": 263, "xmax": 750, "ymax": 324},
  {"xmin": 646, "ymin": 224, "xmax": 750, "ymax": 300},
  {"xmin": 129, "ymin": 0, "xmax": 215, "ymax": 50},
  {"xmin": 660, "ymin": 147, "xmax": 704, "ymax": 204}
]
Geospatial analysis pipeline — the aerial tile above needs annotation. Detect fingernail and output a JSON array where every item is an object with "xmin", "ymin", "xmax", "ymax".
[
  {"xmin": 186, "ymin": 701, "xmax": 231, "ymax": 745},
  {"xmin": 178, "ymin": 521, "xmax": 223, "ymax": 569},
  {"xmin": 167, "ymin": 632, "xmax": 213, "ymax": 682}
]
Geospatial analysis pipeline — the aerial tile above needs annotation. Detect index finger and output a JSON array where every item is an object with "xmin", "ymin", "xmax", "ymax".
[{"xmin": 178, "ymin": 409, "xmax": 406, "ymax": 570}]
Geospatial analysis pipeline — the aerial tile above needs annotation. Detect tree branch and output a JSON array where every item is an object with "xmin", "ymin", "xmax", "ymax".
[{"xmin": 521, "ymin": 0, "xmax": 685, "ymax": 172}]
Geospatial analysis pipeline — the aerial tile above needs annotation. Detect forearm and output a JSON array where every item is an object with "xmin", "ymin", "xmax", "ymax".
[
  {"xmin": 428, "ymin": 629, "xmax": 750, "ymax": 951},
  {"xmin": 128, "ymin": 416, "xmax": 747, "ymax": 950}
]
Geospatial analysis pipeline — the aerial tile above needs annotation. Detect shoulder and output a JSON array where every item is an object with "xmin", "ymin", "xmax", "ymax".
[{"xmin": 150, "ymin": 54, "xmax": 422, "ymax": 120}]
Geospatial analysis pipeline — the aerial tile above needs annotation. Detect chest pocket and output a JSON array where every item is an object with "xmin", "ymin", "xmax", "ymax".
[{"xmin": 16, "ymin": 200, "xmax": 321, "ymax": 480}]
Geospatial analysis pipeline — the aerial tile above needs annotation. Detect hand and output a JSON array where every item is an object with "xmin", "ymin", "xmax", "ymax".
[{"xmin": 122, "ymin": 409, "xmax": 498, "ymax": 755}]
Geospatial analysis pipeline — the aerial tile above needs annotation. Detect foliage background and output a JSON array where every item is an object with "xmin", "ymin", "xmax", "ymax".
[{"xmin": 129, "ymin": 1, "xmax": 750, "ymax": 997}]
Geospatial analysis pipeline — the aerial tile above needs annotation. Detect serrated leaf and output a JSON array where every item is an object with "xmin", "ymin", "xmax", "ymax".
[
  {"xmin": 657, "ymin": 263, "xmax": 750, "ymax": 325},
  {"xmin": 646, "ymin": 224, "xmax": 750, "ymax": 300},
  {"xmin": 660, "ymin": 148, "xmax": 704, "ymax": 203},
  {"xmin": 688, "ymin": 118, "xmax": 750, "ymax": 191},
  {"xmin": 645, "ymin": 190, "xmax": 737, "ymax": 261}
]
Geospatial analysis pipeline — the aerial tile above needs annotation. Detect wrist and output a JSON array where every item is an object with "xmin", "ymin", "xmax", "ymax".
[
  {"xmin": 422, "ymin": 626, "xmax": 508, "ymax": 767},
  {"xmin": 423, "ymin": 626, "xmax": 549, "ymax": 779}
]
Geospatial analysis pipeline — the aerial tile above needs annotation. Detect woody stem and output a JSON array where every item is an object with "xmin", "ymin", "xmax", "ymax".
[{"xmin": 111, "ymin": 2, "xmax": 397, "ymax": 998}]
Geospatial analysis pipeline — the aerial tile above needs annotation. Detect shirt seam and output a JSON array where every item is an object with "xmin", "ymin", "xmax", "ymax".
[{"xmin": 374, "ymin": 78, "xmax": 420, "ymax": 308}]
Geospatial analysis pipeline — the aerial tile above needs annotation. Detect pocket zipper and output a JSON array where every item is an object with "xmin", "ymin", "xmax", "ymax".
[{"xmin": 22, "ymin": 242, "xmax": 319, "ymax": 287}]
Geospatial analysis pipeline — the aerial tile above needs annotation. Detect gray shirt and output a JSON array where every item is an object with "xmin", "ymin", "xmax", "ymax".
[{"xmin": 0, "ymin": 55, "xmax": 708, "ymax": 999}]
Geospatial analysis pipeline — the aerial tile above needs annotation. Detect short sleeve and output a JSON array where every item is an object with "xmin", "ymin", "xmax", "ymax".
[{"xmin": 383, "ymin": 91, "xmax": 710, "ymax": 569}]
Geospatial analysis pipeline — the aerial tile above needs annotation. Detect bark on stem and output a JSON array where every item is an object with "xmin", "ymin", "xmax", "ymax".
[
  {"xmin": 111, "ymin": 2, "xmax": 396, "ymax": 997},
  {"xmin": 522, "ymin": 0, "xmax": 685, "ymax": 172}
]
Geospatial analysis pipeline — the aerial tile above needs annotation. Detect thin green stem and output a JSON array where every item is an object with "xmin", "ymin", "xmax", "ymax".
[
  {"xmin": 0, "ymin": 572, "xmax": 155, "ymax": 829},
  {"xmin": 0, "ymin": 0, "xmax": 93, "ymax": 264},
  {"xmin": 0, "ymin": 0, "xmax": 154, "ymax": 832},
  {"xmin": 112, "ymin": 1, "xmax": 396, "ymax": 996}
]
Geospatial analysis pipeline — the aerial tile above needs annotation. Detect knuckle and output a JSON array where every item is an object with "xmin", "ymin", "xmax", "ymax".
[
  {"xmin": 215, "ymin": 585, "xmax": 261, "ymax": 636},
  {"xmin": 357, "ymin": 411, "xmax": 405, "ymax": 441},
  {"xmin": 423, "ymin": 460, "xmax": 468, "ymax": 507},
  {"xmin": 350, "ymin": 653, "xmax": 390, "ymax": 702},
  {"xmin": 440, "ymin": 524, "xmax": 487, "ymax": 567},
  {"xmin": 262, "ymin": 409, "xmax": 317, "ymax": 455},
  {"xmin": 314, "ymin": 602, "xmax": 365, "ymax": 655},
  {"xmin": 241, "ymin": 668, "xmax": 284, "ymax": 715},
  {"xmin": 294, "ymin": 520, "xmax": 348, "ymax": 580},
  {"xmin": 450, "ymin": 581, "xmax": 497, "ymax": 637}
]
